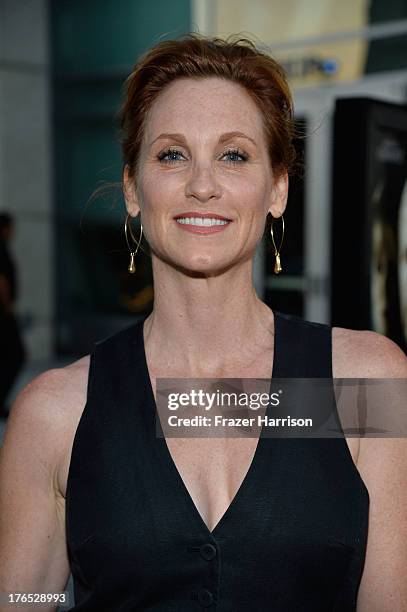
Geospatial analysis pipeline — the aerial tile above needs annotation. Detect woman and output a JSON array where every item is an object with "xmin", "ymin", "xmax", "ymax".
[{"xmin": 0, "ymin": 33, "xmax": 406, "ymax": 612}]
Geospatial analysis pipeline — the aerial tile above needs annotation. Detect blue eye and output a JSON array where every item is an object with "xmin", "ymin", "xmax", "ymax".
[
  {"xmin": 158, "ymin": 148, "xmax": 184, "ymax": 164},
  {"xmin": 157, "ymin": 147, "xmax": 249, "ymax": 165},
  {"xmin": 223, "ymin": 148, "xmax": 248, "ymax": 163}
]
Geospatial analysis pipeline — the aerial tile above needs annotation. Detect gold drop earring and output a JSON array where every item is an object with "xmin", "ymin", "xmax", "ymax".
[
  {"xmin": 125, "ymin": 213, "xmax": 143, "ymax": 274},
  {"xmin": 270, "ymin": 214, "xmax": 284, "ymax": 274}
]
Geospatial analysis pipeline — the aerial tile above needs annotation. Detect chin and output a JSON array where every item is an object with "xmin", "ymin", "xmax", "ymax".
[
  {"xmin": 172, "ymin": 255, "xmax": 236, "ymax": 278},
  {"xmin": 153, "ymin": 245, "xmax": 240, "ymax": 277}
]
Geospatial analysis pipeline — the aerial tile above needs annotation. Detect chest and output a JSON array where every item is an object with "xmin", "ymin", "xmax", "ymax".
[
  {"xmin": 143, "ymin": 345, "xmax": 360, "ymax": 534},
  {"xmin": 60, "ymin": 327, "xmax": 360, "ymax": 535},
  {"xmin": 63, "ymin": 320, "xmax": 369, "ymax": 611}
]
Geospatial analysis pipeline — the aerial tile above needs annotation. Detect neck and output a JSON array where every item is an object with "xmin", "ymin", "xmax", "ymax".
[{"xmin": 142, "ymin": 256, "xmax": 275, "ymax": 373}]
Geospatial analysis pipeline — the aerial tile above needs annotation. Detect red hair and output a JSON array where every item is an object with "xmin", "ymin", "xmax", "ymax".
[{"xmin": 118, "ymin": 32, "xmax": 298, "ymax": 183}]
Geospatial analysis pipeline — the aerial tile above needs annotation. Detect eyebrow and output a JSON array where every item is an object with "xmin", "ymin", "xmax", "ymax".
[{"xmin": 149, "ymin": 131, "xmax": 257, "ymax": 147}]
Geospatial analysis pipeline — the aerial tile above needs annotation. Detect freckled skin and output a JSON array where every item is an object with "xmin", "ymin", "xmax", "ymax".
[
  {"xmin": 123, "ymin": 76, "xmax": 288, "ymax": 372},
  {"xmin": 133, "ymin": 77, "xmax": 281, "ymax": 277}
]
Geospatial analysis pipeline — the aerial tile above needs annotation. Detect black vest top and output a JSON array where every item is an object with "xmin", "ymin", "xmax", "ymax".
[{"xmin": 65, "ymin": 310, "xmax": 370, "ymax": 611}]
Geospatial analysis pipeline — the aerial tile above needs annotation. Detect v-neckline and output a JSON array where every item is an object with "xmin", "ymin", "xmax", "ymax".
[{"xmin": 139, "ymin": 310, "xmax": 280, "ymax": 539}]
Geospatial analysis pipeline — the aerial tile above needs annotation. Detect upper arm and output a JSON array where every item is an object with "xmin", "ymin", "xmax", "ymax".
[
  {"xmin": 0, "ymin": 369, "xmax": 72, "ymax": 611},
  {"xmin": 354, "ymin": 331, "xmax": 407, "ymax": 611},
  {"xmin": 357, "ymin": 438, "xmax": 407, "ymax": 611}
]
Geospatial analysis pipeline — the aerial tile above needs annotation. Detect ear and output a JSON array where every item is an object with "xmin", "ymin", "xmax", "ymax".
[
  {"xmin": 123, "ymin": 164, "xmax": 141, "ymax": 217},
  {"xmin": 268, "ymin": 168, "xmax": 288, "ymax": 218}
]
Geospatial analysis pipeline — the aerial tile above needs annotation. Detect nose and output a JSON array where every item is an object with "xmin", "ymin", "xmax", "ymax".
[{"xmin": 185, "ymin": 163, "xmax": 222, "ymax": 202}]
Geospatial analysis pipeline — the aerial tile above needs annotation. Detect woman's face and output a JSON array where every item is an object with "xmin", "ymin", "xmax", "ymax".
[{"xmin": 124, "ymin": 76, "xmax": 288, "ymax": 276}]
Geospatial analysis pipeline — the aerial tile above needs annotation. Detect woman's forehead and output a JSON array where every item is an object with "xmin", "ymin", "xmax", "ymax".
[{"xmin": 143, "ymin": 77, "xmax": 265, "ymax": 144}]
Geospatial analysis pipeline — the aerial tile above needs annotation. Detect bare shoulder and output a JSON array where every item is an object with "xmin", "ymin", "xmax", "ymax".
[
  {"xmin": 332, "ymin": 325, "xmax": 407, "ymax": 378},
  {"xmin": 330, "ymin": 328, "xmax": 407, "ymax": 609},
  {"xmin": 4, "ymin": 355, "xmax": 91, "ymax": 497},
  {"xmin": 0, "ymin": 356, "xmax": 91, "ymax": 594},
  {"xmin": 8, "ymin": 354, "xmax": 90, "ymax": 426},
  {"xmin": 331, "ymin": 326, "xmax": 406, "ymax": 475}
]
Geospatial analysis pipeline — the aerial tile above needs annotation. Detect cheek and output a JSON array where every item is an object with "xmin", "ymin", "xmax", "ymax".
[
  {"xmin": 140, "ymin": 170, "xmax": 180, "ymax": 212},
  {"xmin": 139, "ymin": 165, "xmax": 271, "ymax": 225},
  {"xmin": 238, "ymin": 181, "xmax": 270, "ymax": 221},
  {"xmin": 137, "ymin": 174, "xmax": 181, "ymax": 246},
  {"xmin": 234, "ymin": 169, "xmax": 269, "ymax": 200}
]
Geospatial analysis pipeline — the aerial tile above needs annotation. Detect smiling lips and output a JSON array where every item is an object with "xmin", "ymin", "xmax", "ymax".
[{"xmin": 173, "ymin": 212, "xmax": 233, "ymax": 234}]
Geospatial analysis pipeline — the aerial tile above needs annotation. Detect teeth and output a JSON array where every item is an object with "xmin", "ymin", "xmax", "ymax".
[{"xmin": 176, "ymin": 217, "xmax": 229, "ymax": 226}]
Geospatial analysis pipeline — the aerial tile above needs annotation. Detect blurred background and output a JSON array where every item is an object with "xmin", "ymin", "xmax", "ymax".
[
  {"xmin": 1, "ymin": 0, "xmax": 407, "ymax": 414},
  {"xmin": 0, "ymin": 0, "xmax": 407, "ymax": 416},
  {"xmin": 1, "ymin": 1, "xmax": 407, "ymax": 607}
]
